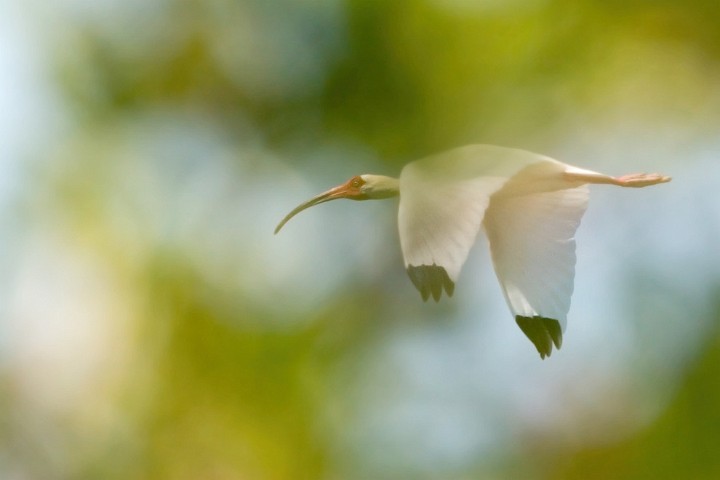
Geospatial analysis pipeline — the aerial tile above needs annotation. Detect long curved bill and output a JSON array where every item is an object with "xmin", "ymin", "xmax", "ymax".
[{"xmin": 274, "ymin": 184, "xmax": 350, "ymax": 234}]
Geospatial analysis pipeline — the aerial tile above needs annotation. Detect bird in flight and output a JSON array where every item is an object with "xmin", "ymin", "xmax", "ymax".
[{"xmin": 275, "ymin": 145, "xmax": 671, "ymax": 358}]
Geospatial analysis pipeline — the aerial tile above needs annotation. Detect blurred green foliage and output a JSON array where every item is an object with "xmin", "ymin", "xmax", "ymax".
[{"xmin": 550, "ymin": 304, "xmax": 720, "ymax": 480}]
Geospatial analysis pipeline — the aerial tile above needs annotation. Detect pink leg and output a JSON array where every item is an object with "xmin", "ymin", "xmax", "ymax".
[
  {"xmin": 563, "ymin": 169, "xmax": 671, "ymax": 188},
  {"xmin": 611, "ymin": 172, "xmax": 672, "ymax": 187}
]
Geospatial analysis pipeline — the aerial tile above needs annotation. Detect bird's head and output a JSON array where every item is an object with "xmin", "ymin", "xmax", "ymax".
[{"xmin": 274, "ymin": 174, "xmax": 399, "ymax": 234}]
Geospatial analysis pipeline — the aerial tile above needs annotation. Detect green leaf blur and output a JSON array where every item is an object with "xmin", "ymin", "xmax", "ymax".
[{"xmin": 2, "ymin": 0, "xmax": 719, "ymax": 479}]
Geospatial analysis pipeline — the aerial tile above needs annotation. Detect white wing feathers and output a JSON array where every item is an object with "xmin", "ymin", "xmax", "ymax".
[
  {"xmin": 484, "ymin": 186, "xmax": 589, "ymax": 326},
  {"xmin": 484, "ymin": 185, "xmax": 589, "ymax": 357},
  {"xmin": 398, "ymin": 145, "xmax": 559, "ymax": 301},
  {"xmin": 399, "ymin": 175, "xmax": 505, "ymax": 300},
  {"xmin": 397, "ymin": 145, "xmax": 588, "ymax": 358}
]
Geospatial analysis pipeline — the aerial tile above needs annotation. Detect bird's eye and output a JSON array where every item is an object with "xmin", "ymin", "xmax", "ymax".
[{"xmin": 352, "ymin": 179, "xmax": 361, "ymax": 188}]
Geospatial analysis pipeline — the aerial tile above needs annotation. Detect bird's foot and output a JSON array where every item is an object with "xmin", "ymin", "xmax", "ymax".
[{"xmin": 615, "ymin": 172, "xmax": 672, "ymax": 188}]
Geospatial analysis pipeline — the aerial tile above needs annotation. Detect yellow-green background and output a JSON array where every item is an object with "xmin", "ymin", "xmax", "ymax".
[{"xmin": 2, "ymin": 0, "xmax": 719, "ymax": 478}]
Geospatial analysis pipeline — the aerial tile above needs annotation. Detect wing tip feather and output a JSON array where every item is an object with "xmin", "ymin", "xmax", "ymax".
[
  {"xmin": 515, "ymin": 316, "xmax": 563, "ymax": 359},
  {"xmin": 407, "ymin": 264, "xmax": 455, "ymax": 302}
]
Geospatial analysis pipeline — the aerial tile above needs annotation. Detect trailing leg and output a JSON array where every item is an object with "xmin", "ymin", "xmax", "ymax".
[{"xmin": 563, "ymin": 166, "xmax": 671, "ymax": 188}]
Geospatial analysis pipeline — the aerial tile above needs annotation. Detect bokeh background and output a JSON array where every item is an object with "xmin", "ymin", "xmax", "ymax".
[{"xmin": 2, "ymin": 0, "xmax": 720, "ymax": 478}]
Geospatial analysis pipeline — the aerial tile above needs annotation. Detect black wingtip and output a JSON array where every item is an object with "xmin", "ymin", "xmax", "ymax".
[
  {"xmin": 407, "ymin": 264, "xmax": 455, "ymax": 302},
  {"xmin": 445, "ymin": 279, "xmax": 455, "ymax": 298},
  {"xmin": 515, "ymin": 316, "xmax": 563, "ymax": 359}
]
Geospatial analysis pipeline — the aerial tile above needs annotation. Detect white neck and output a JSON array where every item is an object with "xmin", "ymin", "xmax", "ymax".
[{"xmin": 360, "ymin": 174, "xmax": 400, "ymax": 199}]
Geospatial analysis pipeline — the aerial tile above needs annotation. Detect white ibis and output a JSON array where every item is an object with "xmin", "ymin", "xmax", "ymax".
[{"xmin": 275, "ymin": 145, "xmax": 671, "ymax": 358}]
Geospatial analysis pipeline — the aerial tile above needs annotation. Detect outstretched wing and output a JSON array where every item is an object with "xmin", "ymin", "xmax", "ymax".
[
  {"xmin": 483, "ymin": 184, "xmax": 589, "ymax": 358},
  {"xmin": 399, "ymin": 175, "xmax": 504, "ymax": 301},
  {"xmin": 398, "ymin": 145, "xmax": 560, "ymax": 302}
]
